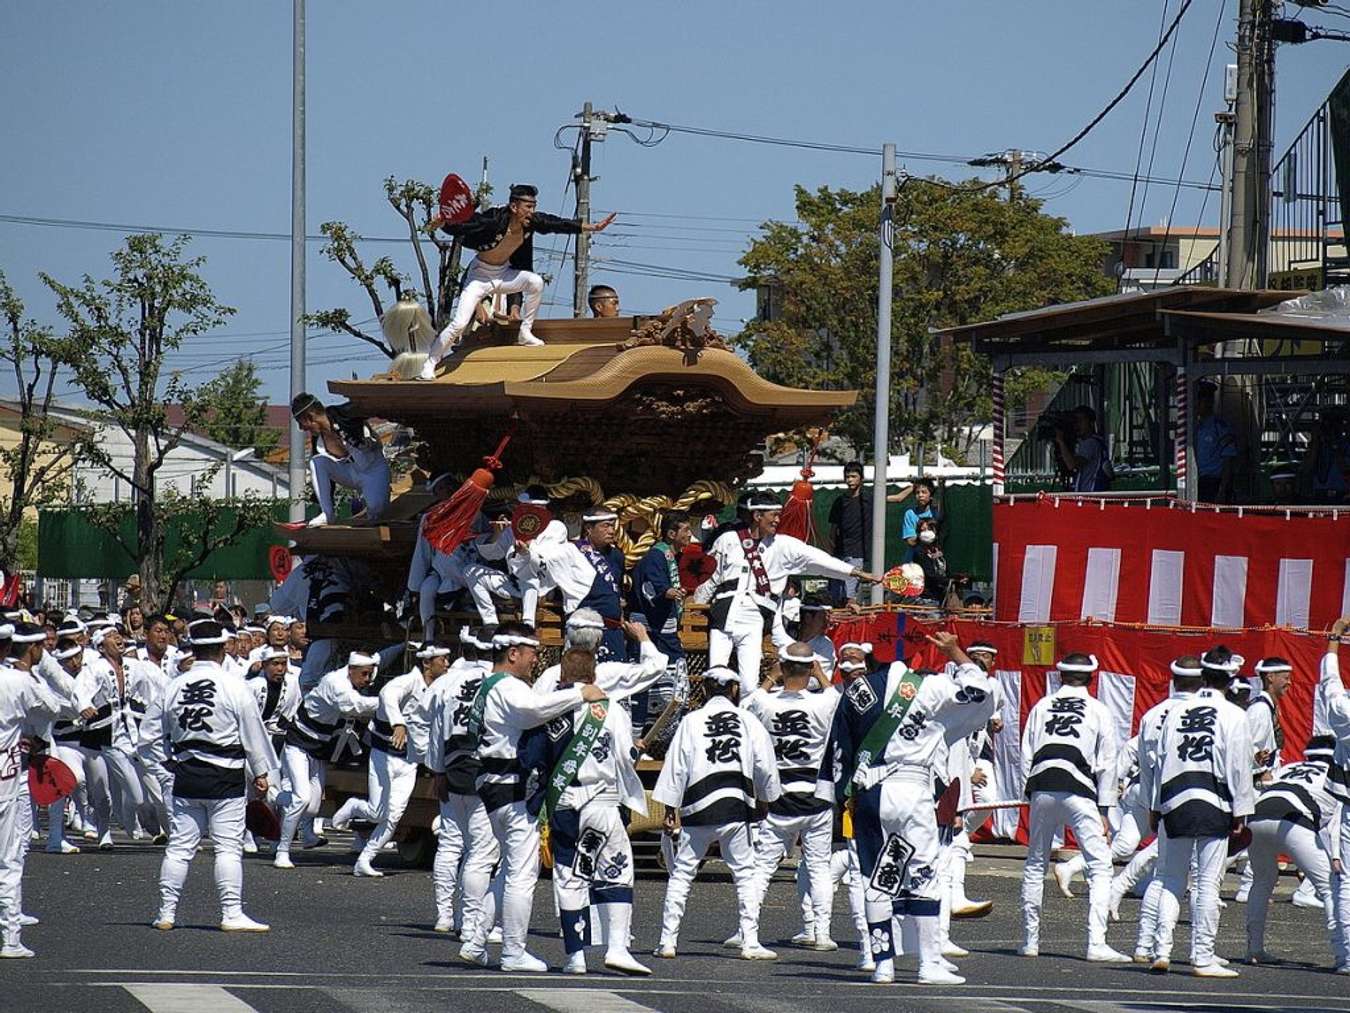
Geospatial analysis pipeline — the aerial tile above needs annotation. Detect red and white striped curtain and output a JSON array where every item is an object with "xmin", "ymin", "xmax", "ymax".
[{"xmin": 993, "ymin": 496, "xmax": 1350, "ymax": 631}]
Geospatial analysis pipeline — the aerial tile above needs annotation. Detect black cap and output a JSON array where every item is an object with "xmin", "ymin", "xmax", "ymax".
[
  {"xmin": 291, "ymin": 392, "xmax": 321, "ymax": 420},
  {"xmin": 509, "ymin": 184, "xmax": 538, "ymax": 201}
]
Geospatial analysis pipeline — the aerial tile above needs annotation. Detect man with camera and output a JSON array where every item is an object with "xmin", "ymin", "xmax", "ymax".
[{"xmin": 1053, "ymin": 406, "xmax": 1113, "ymax": 493}]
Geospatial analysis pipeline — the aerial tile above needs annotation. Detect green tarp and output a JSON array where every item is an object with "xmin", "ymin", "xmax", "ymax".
[
  {"xmin": 37, "ymin": 502, "xmax": 290, "ymax": 580},
  {"xmin": 764, "ymin": 482, "xmax": 994, "ymax": 581}
]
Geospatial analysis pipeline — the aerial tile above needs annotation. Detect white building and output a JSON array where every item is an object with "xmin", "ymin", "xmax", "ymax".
[{"xmin": 42, "ymin": 404, "xmax": 290, "ymax": 504}]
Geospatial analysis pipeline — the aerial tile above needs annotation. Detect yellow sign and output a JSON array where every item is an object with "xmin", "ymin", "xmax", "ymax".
[{"xmin": 1023, "ymin": 626, "xmax": 1056, "ymax": 667}]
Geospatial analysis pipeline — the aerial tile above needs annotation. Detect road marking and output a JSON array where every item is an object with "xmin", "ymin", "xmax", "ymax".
[
  {"xmin": 123, "ymin": 983, "xmax": 259, "ymax": 1013},
  {"xmin": 516, "ymin": 989, "xmax": 658, "ymax": 1013}
]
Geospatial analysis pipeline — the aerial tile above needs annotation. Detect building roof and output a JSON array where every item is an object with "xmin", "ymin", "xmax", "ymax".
[{"xmin": 936, "ymin": 287, "xmax": 1308, "ymax": 367}]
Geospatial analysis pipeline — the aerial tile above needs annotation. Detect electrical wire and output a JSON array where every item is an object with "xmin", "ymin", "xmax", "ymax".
[
  {"xmin": 1120, "ymin": 0, "xmax": 1177, "ymax": 292},
  {"xmin": 1151, "ymin": 0, "xmax": 1227, "ymax": 288}
]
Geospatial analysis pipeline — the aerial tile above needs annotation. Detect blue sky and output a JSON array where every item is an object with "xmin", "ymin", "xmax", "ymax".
[{"xmin": 3, "ymin": 1, "xmax": 1348, "ymax": 407}]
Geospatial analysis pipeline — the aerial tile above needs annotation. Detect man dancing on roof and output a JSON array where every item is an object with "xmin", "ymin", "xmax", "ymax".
[{"xmin": 422, "ymin": 184, "xmax": 616, "ymax": 375}]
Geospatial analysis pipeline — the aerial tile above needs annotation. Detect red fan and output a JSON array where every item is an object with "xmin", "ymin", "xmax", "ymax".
[
  {"xmin": 438, "ymin": 173, "xmax": 475, "ymax": 225},
  {"xmin": 678, "ymin": 544, "xmax": 716, "ymax": 592},
  {"xmin": 28, "ymin": 754, "xmax": 77, "ymax": 806},
  {"xmin": 245, "ymin": 799, "xmax": 281, "ymax": 840},
  {"xmin": 777, "ymin": 437, "xmax": 822, "ymax": 542},
  {"xmin": 422, "ymin": 433, "xmax": 514, "ymax": 555},
  {"xmin": 268, "ymin": 546, "xmax": 293, "ymax": 584},
  {"xmin": 935, "ymin": 777, "xmax": 962, "ymax": 828},
  {"xmin": 511, "ymin": 503, "xmax": 552, "ymax": 544}
]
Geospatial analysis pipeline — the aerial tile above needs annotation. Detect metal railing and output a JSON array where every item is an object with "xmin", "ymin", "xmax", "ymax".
[{"xmin": 1269, "ymin": 98, "xmax": 1345, "ymax": 289}]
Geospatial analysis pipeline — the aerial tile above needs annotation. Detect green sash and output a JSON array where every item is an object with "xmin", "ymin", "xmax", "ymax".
[
  {"xmin": 467, "ymin": 672, "xmax": 510, "ymax": 745},
  {"xmin": 540, "ymin": 698, "xmax": 609, "ymax": 824},
  {"xmin": 845, "ymin": 670, "xmax": 925, "ymax": 798}
]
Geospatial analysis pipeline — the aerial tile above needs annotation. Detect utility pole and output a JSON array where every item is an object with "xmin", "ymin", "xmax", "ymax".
[
  {"xmin": 1006, "ymin": 149, "xmax": 1023, "ymax": 201},
  {"xmin": 870, "ymin": 144, "xmax": 898, "ymax": 605},
  {"xmin": 572, "ymin": 101, "xmax": 594, "ymax": 317},
  {"xmin": 1228, "ymin": 0, "xmax": 1276, "ymax": 290},
  {"xmin": 1215, "ymin": 66, "xmax": 1237, "ymax": 285},
  {"xmin": 287, "ymin": 0, "xmax": 306, "ymax": 523}
]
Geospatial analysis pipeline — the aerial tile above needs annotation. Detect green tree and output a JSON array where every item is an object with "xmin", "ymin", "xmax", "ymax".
[
  {"xmin": 737, "ymin": 180, "xmax": 1113, "ymax": 461},
  {"xmin": 0, "ymin": 270, "xmax": 82, "ymax": 567},
  {"xmin": 42, "ymin": 234, "xmax": 277, "ymax": 610},
  {"xmin": 200, "ymin": 358, "xmax": 280, "ymax": 456}
]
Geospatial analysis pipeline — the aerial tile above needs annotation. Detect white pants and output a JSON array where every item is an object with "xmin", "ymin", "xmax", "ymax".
[
  {"xmin": 751, "ymin": 809, "xmax": 833, "ymax": 939},
  {"xmin": 435, "ymin": 791, "xmax": 500, "ymax": 937},
  {"xmin": 44, "ymin": 744, "xmax": 86, "ymax": 851},
  {"xmin": 801, "ymin": 842, "xmax": 868, "ymax": 950},
  {"xmin": 276, "ymin": 745, "xmax": 326, "ymax": 855},
  {"xmin": 158, "ymin": 795, "xmax": 247, "ymax": 922},
  {"xmin": 415, "ymin": 559, "xmax": 465, "ymax": 641},
  {"xmin": 1066, "ymin": 800, "xmax": 1147, "ymax": 880},
  {"xmin": 659, "ymin": 821, "xmax": 761, "ymax": 948},
  {"xmin": 1246, "ymin": 819, "xmax": 1348, "ymax": 965},
  {"xmin": 464, "ymin": 563, "xmax": 539, "ymax": 627},
  {"xmin": 349, "ymin": 749, "xmax": 418, "ymax": 863},
  {"xmin": 101, "ymin": 746, "xmax": 149, "ymax": 835},
  {"xmin": 429, "ymin": 258, "xmax": 545, "ymax": 361},
  {"xmin": 309, "ymin": 443, "xmax": 391, "ymax": 522},
  {"xmin": 484, "ymin": 799, "xmax": 542, "ymax": 961},
  {"xmin": 707, "ymin": 611, "xmax": 767, "ymax": 698},
  {"xmin": 0, "ymin": 795, "xmax": 27, "ymax": 947},
  {"xmin": 1022, "ymin": 791, "xmax": 1111, "ymax": 951},
  {"xmin": 552, "ymin": 802, "xmax": 636, "ymax": 956},
  {"xmin": 1152, "ymin": 825, "xmax": 1228, "ymax": 967}
]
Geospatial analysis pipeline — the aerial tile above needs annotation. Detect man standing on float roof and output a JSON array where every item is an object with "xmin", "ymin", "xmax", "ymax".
[
  {"xmin": 422, "ymin": 183, "xmax": 616, "ymax": 374},
  {"xmin": 706, "ymin": 494, "xmax": 880, "ymax": 696}
]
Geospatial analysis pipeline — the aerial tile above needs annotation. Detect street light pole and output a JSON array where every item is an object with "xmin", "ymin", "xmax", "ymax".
[
  {"xmin": 287, "ymin": 0, "xmax": 307, "ymax": 523},
  {"xmin": 870, "ymin": 144, "xmax": 897, "ymax": 604}
]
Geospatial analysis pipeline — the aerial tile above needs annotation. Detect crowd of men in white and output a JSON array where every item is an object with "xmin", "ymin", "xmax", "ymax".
[{"xmin": 1, "ymin": 507, "xmax": 1349, "ymax": 987}]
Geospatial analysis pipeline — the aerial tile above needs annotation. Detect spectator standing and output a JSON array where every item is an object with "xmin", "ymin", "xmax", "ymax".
[
  {"xmin": 888, "ymin": 478, "xmax": 941, "ymax": 562},
  {"xmin": 1194, "ymin": 382, "xmax": 1238, "ymax": 503},
  {"xmin": 910, "ymin": 519, "xmax": 952, "ymax": 608},
  {"xmin": 1054, "ymin": 406, "xmax": 1113, "ymax": 494},
  {"xmin": 826, "ymin": 462, "xmax": 872, "ymax": 606},
  {"xmin": 1302, "ymin": 409, "xmax": 1348, "ymax": 505}
]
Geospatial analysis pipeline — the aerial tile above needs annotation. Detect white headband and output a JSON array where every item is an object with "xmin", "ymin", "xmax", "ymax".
[
  {"xmin": 492, "ymin": 633, "xmax": 540, "ymax": 649},
  {"xmin": 11, "ymin": 630, "xmax": 45, "ymax": 645},
  {"xmin": 1056, "ymin": 655, "xmax": 1099, "ymax": 674},
  {"xmin": 416, "ymin": 645, "xmax": 451, "ymax": 660},
  {"xmin": 838, "ymin": 641, "xmax": 873, "ymax": 655},
  {"xmin": 1202, "ymin": 652, "xmax": 1244, "ymax": 674},
  {"xmin": 1170, "ymin": 660, "xmax": 1204, "ymax": 678},
  {"xmin": 243, "ymin": 626, "xmax": 265, "ymax": 635},
  {"xmin": 52, "ymin": 645, "xmax": 82, "ymax": 661},
  {"xmin": 261, "ymin": 647, "xmax": 290, "ymax": 662},
  {"xmin": 838, "ymin": 660, "xmax": 867, "ymax": 672},
  {"xmin": 582, "ymin": 510, "xmax": 617, "ymax": 523},
  {"xmin": 703, "ymin": 665, "xmax": 740, "ymax": 685},
  {"xmin": 189, "ymin": 632, "xmax": 228, "ymax": 646},
  {"xmin": 57, "ymin": 621, "xmax": 86, "ymax": 635},
  {"xmin": 778, "ymin": 645, "xmax": 817, "ymax": 665},
  {"xmin": 348, "ymin": 651, "xmax": 379, "ymax": 667},
  {"xmin": 265, "ymin": 616, "xmax": 294, "ymax": 627},
  {"xmin": 566, "ymin": 615, "xmax": 606, "ymax": 631},
  {"xmin": 746, "ymin": 499, "xmax": 781, "ymax": 511},
  {"xmin": 91, "ymin": 627, "xmax": 115, "ymax": 647},
  {"xmin": 1254, "ymin": 659, "xmax": 1292, "ymax": 675},
  {"xmin": 968, "ymin": 644, "xmax": 998, "ymax": 657}
]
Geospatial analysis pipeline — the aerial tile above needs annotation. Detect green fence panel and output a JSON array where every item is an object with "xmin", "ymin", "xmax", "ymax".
[{"xmin": 38, "ymin": 502, "xmax": 291, "ymax": 580}]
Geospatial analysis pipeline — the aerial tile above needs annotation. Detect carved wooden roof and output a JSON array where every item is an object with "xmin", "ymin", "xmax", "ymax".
[{"xmin": 326, "ymin": 314, "xmax": 856, "ymax": 498}]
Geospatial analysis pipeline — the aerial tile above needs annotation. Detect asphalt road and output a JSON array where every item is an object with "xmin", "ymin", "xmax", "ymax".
[{"xmin": 5, "ymin": 833, "xmax": 1349, "ymax": 1013}]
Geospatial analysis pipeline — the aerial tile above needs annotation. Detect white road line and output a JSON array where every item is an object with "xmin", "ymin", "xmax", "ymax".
[
  {"xmin": 517, "ymin": 988, "xmax": 659, "ymax": 1013},
  {"xmin": 123, "ymin": 983, "xmax": 260, "ymax": 1013}
]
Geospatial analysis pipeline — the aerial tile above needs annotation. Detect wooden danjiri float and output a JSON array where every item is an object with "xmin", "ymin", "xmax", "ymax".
[{"xmin": 285, "ymin": 298, "xmax": 857, "ymax": 863}]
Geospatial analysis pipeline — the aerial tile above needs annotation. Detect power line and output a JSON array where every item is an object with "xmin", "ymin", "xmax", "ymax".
[{"xmin": 1122, "ymin": 0, "xmax": 1174, "ymax": 265}]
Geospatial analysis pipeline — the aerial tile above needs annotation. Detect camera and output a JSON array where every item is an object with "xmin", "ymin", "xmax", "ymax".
[{"xmin": 1034, "ymin": 410, "xmax": 1076, "ymax": 443}]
